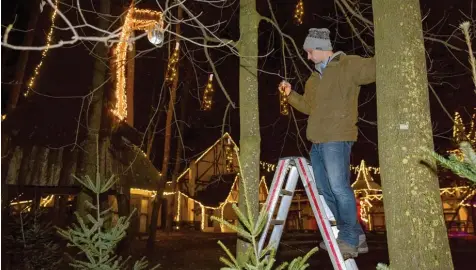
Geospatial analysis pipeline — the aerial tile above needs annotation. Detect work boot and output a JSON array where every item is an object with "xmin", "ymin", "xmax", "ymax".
[
  {"xmin": 358, "ymin": 234, "xmax": 368, "ymax": 254},
  {"xmin": 319, "ymin": 239, "xmax": 358, "ymax": 258}
]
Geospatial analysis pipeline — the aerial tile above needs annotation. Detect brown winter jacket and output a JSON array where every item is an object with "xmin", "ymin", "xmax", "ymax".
[{"xmin": 288, "ymin": 53, "xmax": 376, "ymax": 143}]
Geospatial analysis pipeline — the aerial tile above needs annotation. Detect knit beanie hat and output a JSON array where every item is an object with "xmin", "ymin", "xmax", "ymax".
[{"xmin": 303, "ymin": 28, "xmax": 333, "ymax": 51}]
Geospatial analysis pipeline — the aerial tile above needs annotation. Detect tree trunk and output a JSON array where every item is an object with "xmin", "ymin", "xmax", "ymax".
[
  {"xmin": 126, "ymin": 32, "xmax": 135, "ymax": 127},
  {"xmin": 6, "ymin": 0, "xmax": 41, "ymax": 113},
  {"xmin": 76, "ymin": 0, "xmax": 111, "ymax": 219},
  {"xmin": 372, "ymin": 0, "xmax": 453, "ymax": 269},
  {"xmin": 147, "ymin": 14, "xmax": 182, "ymax": 247},
  {"xmin": 165, "ymin": 42, "xmax": 189, "ymax": 232},
  {"xmin": 236, "ymin": 0, "xmax": 260, "ymax": 261}
]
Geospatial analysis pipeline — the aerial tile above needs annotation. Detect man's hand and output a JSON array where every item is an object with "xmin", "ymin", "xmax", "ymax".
[{"xmin": 279, "ymin": 81, "xmax": 292, "ymax": 96}]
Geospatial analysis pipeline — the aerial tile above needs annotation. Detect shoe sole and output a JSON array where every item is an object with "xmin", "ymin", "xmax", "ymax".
[
  {"xmin": 343, "ymin": 252, "xmax": 359, "ymax": 259},
  {"xmin": 320, "ymin": 243, "xmax": 361, "ymax": 258},
  {"xmin": 320, "ymin": 244, "xmax": 369, "ymax": 253}
]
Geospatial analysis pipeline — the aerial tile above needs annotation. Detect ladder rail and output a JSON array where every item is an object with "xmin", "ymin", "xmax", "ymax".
[
  {"xmin": 267, "ymin": 166, "xmax": 299, "ymax": 252},
  {"xmin": 258, "ymin": 156, "xmax": 359, "ymax": 270},
  {"xmin": 258, "ymin": 158, "xmax": 289, "ymax": 252},
  {"xmin": 295, "ymin": 157, "xmax": 348, "ymax": 270}
]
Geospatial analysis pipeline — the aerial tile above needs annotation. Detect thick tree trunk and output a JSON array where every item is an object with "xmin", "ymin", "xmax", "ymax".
[
  {"xmin": 236, "ymin": 0, "xmax": 260, "ymax": 261},
  {"xmin": 147, "ymin": 16, "xmax": 182, "ymax": 247},
  {"xmin": 372, "ymin": 0, "xmax": 453, "ymax": 269},
  {"xmin": 6, "ymin": 0, "xmax": 41, "ymax": 113},
  {"xmin": 76, "ymin": 0, "xmax": 111, "ymax": 219}
]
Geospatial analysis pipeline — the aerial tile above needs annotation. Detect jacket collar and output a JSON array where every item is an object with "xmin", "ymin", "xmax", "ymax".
[{"xmin": 315, "ymin": 51, "xmax": 346, "ymax": 76}]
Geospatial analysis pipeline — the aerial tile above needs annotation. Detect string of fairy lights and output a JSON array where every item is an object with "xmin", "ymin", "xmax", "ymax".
[
  {"xmin": 131, "ymin": 175, "xmax": 269, "ymax": 231},
  {"xmin": 279, "ymin": 84, "xmax": 289, "ymax": 115},
  {"xmin": 165, "ymin": 42, "xmax": 180, "ymax": 83},
  {"xmin": 260, "ymin": 160, "xmax": 380, "ymax": 174},
  {"xmin": 201, "ymin": 74, "xmax": 215, "ymax": 110},
  {"xmin": 294, "ymin": 0, "xmax": 304, "ymax": 25},
  {"xmin": 24, "ymin": 0, "xmax": 59, "ymax": 98},
  {"xmin": 224, "ymin": 137, "xmax": 234, "ymax": 173},
  {"xmin": 453, "ymin": 111, "xmax": 476, "ymax": 145}
]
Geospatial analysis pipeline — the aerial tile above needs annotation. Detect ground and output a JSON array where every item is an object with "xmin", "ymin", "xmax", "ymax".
[{"xmin": 129, "ymin": 231, "xmax": 476, "ymax": 269}]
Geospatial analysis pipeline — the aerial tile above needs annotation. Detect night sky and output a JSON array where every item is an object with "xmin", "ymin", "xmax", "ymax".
[{"xmin": 2, "ymin": 0, "xmax": 475, "ymax": 176}]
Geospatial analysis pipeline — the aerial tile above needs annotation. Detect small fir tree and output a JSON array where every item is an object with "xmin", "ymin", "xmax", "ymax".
[
  {"xmin": 212, "ymin": 145, "xmax": 317, "ymax": 269},
  {"xmin": 57, "ymin": 164, "xmax": 159, "ymax": 270},
  {"xmin": 4, "ymin": 208, "xmax": 63, "ymax": 269}
]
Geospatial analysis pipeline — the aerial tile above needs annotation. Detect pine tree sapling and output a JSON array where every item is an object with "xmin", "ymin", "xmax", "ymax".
[
  {"xmin": 57, "ymin": 170, "xmax": 159, "ymax": 270},
  {"xmin": 212, "ymin": 204, "xmax": 318, "ymax": 270},
  {"xmin": 4, "ymin": 209, "xmax": 63, "ymax": 269},
  {"xmin": 211, "ymin": 145, "xmax": 317, "ymax": 269}
]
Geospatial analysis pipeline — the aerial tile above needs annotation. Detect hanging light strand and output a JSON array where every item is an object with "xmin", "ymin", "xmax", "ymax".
[
  {"xmin": 294, "ymin": 0, "xmax": 304, "ymax": 25},
  {"xmin": 166, "ymin": 42, "xmax": 180, "ymax": 83},
  {"xmin": 24, "ymin": 0, "xmax": 60, "ymax": 98},
  {"xmin": 279, "ymin": 84, "xmax": 289, "ymax": 115},
  {"xmin": 201, "ymin": 74, "xmax": 215, "ymax": 110},
  {"xmin": 225, "ymin": 137, "xmax": 234, "ymax": 172}
]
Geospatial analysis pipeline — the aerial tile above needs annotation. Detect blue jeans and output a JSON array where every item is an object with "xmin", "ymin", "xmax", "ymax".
[{"xmin": 310, "ymin": 142, "xmax": 363, "ymax": 247}]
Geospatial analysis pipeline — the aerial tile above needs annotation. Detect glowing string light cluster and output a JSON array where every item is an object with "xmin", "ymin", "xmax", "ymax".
[
  {"xmin": 359, "ymin": 198, "xmax": 373, "ymax": 223},
  {"xmin": 9, "ymin": 195, "xmax": 55, "ymax": 213},
  {"xmin": 224, "ymin": 138, "xmax": 234, "ymax": 173},
  {"xmin": 131, "ymin": 175, "xmax": 269, "ymax": 231},
  {"xmin": 458, "ymin": 188, "xmax": 476, "ymax": 207},
  {"xmin": 24, "ymin": 0, "xmax": 59, "ymax": 98},
  {"xmin": 351, "ymin": 160, "xmax": 382, "ymax": 196},
  {"xmin": 453, "ymin": 112, "xmax": 467, "ymax": 143},
  {"xmin": 201, "ymin": 74, "xmax": 215, "ymax": 110},
  {"xmin": 112, "ymin": 7, "xmax": 164, "ymax": 121},
  {"xmin": 357, "ymin": 186, "xmax": 475, "ymax": 208},
  {"xmin": 453, "ymin": 110, "xmax": 476, "ymax": 144},
  {"xmin": 350, "ymin": 164, "xmax": 380, "ymax": 174},
  {"xmin": 260, "ymin": 161, "xmax": 276, "ymax": 172},
  {"xmin": 278, "ymin": 84, "xmax": 289, "ymax": 115},
  {"xmin": 165, "ymin": 42, "xmax": 180, "ymax": 83},
  {"xmin": 175, "ymin": 193, "xmax": 181, "ymax": 222},
  {"xmin": 258, "ymin": 160, "xmax": 380, "ymax": 174},
  {"xmin": 448, "ymin": 109, "xmax": 476, "ymax": 161},
  {"xmin": 293, "ymin": 0, "xmax": 304, "ymax": 25}
]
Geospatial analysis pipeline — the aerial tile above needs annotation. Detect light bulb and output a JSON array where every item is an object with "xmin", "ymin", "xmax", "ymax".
[{"xmin": 147, "ymin": 24, "xmax": 164, "ymax": 46}]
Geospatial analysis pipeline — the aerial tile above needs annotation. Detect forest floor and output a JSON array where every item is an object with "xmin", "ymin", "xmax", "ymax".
[{"xmin": 129, "ymin": 231, "xmax": 476, "ymax": 270}]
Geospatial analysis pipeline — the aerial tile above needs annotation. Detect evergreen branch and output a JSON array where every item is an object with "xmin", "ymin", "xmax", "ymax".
[
  {"xmin": 423, "ymin": 144, "xmax": 476, "ymax": 182},
  {"xmin": 231, "ymin": 203, "xmax": 253, "ymax": 232},
  {"xmin": 211, "ymin": 216, "xmax": 252, "ymax": 239},
  {"xmin": 218, "ymin": 240, "xmax": 240, "ymax": 266}
]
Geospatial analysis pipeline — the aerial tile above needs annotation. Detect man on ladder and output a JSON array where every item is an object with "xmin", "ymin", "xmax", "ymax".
[{"xmin": 279, "ymin": 27, "xmax": 375, "ymax": 258}]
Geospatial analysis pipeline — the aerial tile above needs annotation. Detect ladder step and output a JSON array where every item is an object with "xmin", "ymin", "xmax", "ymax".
[
  {"xmin": 270, "ymin": 219, "xmax": 285, "ymax": 225},
  {"xmin": 280, "ymin": 189, "xmax": 293, "ymax": 196}
]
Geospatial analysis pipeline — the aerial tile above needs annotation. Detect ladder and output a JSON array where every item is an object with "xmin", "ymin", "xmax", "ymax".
[{"xmin": 258, "ymin": 157, "xmax": 359, "ymax": 270}]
